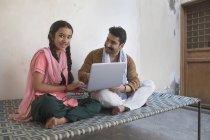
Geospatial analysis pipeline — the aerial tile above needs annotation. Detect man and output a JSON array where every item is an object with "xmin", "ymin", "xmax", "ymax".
[{"xmin": 78, "ymin": 26, "xmax": 155, "ymax": 115}]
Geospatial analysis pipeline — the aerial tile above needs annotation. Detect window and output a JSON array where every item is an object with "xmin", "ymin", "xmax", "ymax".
[{"xmin": 186, "ymin": 1, "xmax": 210, "ymax": 49}]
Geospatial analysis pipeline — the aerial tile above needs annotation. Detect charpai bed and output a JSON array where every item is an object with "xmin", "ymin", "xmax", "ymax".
[{"xmin": 0, "ymin": 91, "xmax": 201, "ymax": 140}]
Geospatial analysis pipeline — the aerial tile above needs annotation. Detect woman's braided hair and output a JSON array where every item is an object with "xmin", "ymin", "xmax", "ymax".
[{"xmin": 48, "ymin": 20, "xmax": 74, "ymax": 85}]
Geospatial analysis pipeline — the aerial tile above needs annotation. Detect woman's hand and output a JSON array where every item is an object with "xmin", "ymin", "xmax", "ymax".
[
  {"xmin": 66, "ymin": 81, "xmax": 85, "ymax": 92},
  {"xmin": 110, "ymin": 85, "xmax": 125, "ymax": 93}
]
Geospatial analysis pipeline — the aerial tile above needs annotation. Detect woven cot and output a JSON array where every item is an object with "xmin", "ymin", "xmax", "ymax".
[{"xmin": 0, "ymin": 91, "xmax": 200, "ymax": 140}]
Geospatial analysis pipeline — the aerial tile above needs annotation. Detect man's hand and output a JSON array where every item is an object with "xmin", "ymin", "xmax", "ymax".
[{"xmin": 110, "ymin": 85, "xmax": 125, "ymax": 93}]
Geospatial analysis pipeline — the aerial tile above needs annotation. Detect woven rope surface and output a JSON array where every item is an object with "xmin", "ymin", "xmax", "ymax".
[{"xmin": 0, "ymin": 91, "xmax": 200, "ymax": 140}]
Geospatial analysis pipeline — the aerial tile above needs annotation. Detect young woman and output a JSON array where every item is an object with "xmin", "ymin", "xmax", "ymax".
[{"xmin": 9, "ymin": 20, "xmax": 101, "ymax": 128}]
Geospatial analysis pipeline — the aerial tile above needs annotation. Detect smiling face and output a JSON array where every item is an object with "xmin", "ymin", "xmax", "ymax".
[
  {"xmin": 52, "ymin": 27, "xmax": 73, "ymax": 52},
  {"xmin": 104, "ymin": 33, "xmax": 124, "ymax": 56}
]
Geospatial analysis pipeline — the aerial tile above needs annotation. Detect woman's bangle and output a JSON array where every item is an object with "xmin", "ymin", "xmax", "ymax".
[
  {"xmin": 124, "ymin": 85, "xmax": 126, "ymax": 93},
  {"xmin": 64, "ymin": 85, "xmax": 67, "ymax": 93}
]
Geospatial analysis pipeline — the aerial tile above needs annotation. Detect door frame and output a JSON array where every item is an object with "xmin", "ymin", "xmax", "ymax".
[
  {"xmin": 180, "ymin": 0, "xmax": 210, "ymax": 108},
  {"xmin": 180, "ymin": 0, "xmax": 206, "ymax": 96}
]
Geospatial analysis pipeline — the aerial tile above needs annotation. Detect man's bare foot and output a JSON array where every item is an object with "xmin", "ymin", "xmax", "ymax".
[
  {"xmin": 44, "ymin": 117, "xmax": 68, "ymax": 129},
  {"xmin": 112, "ymin": 105, "xmax": 129, "ymax": 115}
]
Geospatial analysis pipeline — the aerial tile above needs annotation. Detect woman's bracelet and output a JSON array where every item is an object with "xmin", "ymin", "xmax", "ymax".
[{"xmin": 64, "ymin": 85, "xmax": 67, "ymax": 93}]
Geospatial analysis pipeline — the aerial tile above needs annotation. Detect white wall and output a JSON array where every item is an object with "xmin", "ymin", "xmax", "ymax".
[
  {"xmin": 0, "ymin": 0, "xmax": 141, "ymax": 100},
  {"xmin": 0, "ymin": 0, "xmax": 181, "ymax": 100},
  {"xmin": 139, "ymin": 0, "xmax": 180, "ymax": 90}
]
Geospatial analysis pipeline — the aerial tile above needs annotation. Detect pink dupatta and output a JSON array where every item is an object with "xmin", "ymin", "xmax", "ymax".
[{"xmin": 9, "ymin": 47, "xmax": 77, "ymax": 121}]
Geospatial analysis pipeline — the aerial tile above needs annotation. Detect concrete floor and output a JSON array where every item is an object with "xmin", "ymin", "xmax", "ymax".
[{"xmin": 66, "ymin": 107, "xmax": 210, "ymax": 140}]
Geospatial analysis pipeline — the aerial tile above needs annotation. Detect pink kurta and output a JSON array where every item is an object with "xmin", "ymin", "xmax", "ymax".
[{"xmin": 9, "ymin": 47, "xmax": 77, "ymax": 121}]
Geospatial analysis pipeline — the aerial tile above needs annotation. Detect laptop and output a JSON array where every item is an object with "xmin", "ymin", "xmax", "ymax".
[
  {"xmin": 66, "ymin": 62, "xmax": 126, "ymax": 98},
  {"xmin": 84, "ymin": 62, "xmax": 126, "ymax": 92}
]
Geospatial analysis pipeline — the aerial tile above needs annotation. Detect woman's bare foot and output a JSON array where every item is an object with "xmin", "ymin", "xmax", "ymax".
[
  {"xmin": 44, "ymin": 117, "xmax": 68, "ymax": 129},
  {"xmin": 112, "ymin": 105, "xmax": 128, "ymax": 115}
]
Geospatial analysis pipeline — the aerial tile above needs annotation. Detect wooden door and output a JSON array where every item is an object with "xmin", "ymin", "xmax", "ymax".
[{"xmin": 181, "ymin": 0, "xmax": 210, "ymax": 108}]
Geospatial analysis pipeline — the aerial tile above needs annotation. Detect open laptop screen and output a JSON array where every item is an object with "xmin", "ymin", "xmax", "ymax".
[{"xmin": 86, "ymin": 62, "xmax": 126, "ymax": 91}]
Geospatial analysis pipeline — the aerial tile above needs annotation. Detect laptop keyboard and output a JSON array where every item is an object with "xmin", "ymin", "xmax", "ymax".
[{"xmin": 66, "ymin": 92, "xmax": 89, "ymax": 99}]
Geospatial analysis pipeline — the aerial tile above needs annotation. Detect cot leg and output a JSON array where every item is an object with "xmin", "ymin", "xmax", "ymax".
[{"xmin": 198, "ymin": 101, "xmax": 201, "ymax": 140}]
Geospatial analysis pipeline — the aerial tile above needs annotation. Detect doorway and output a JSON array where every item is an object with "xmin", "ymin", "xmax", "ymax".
[{"xmin": 181, "ymin": 0, "xmax": 210, "ymax": 108}]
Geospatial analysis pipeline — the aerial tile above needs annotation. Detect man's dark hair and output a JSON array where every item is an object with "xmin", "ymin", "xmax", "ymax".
[{"xmin": 109, "ymin": 26, "xmax": 127, "ymax": 44}]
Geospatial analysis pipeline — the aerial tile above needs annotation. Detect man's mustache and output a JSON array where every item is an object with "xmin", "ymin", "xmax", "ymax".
[{"xmin": 106, "ymin": 46, "xmax": 114, "ymax": 51}]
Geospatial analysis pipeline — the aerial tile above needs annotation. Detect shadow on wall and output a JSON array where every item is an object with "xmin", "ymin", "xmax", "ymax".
[
  {"xmin": 169, "ymin": 78, "xmax": 179, "ymax": 95},
  {"xmin": 1, "ymin": 65, "xmax": 22, "ymax": 100},
  {"xmin": 164, "ymin": 72, "xmax": 180, "ymax": 95},
  {"xmin": 169, "ymin": 0, "xmax": 176, "ymax": 14},
  {"xmin": 1, "ymin": 53, "xmax": 29, "ymax": 100}
]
